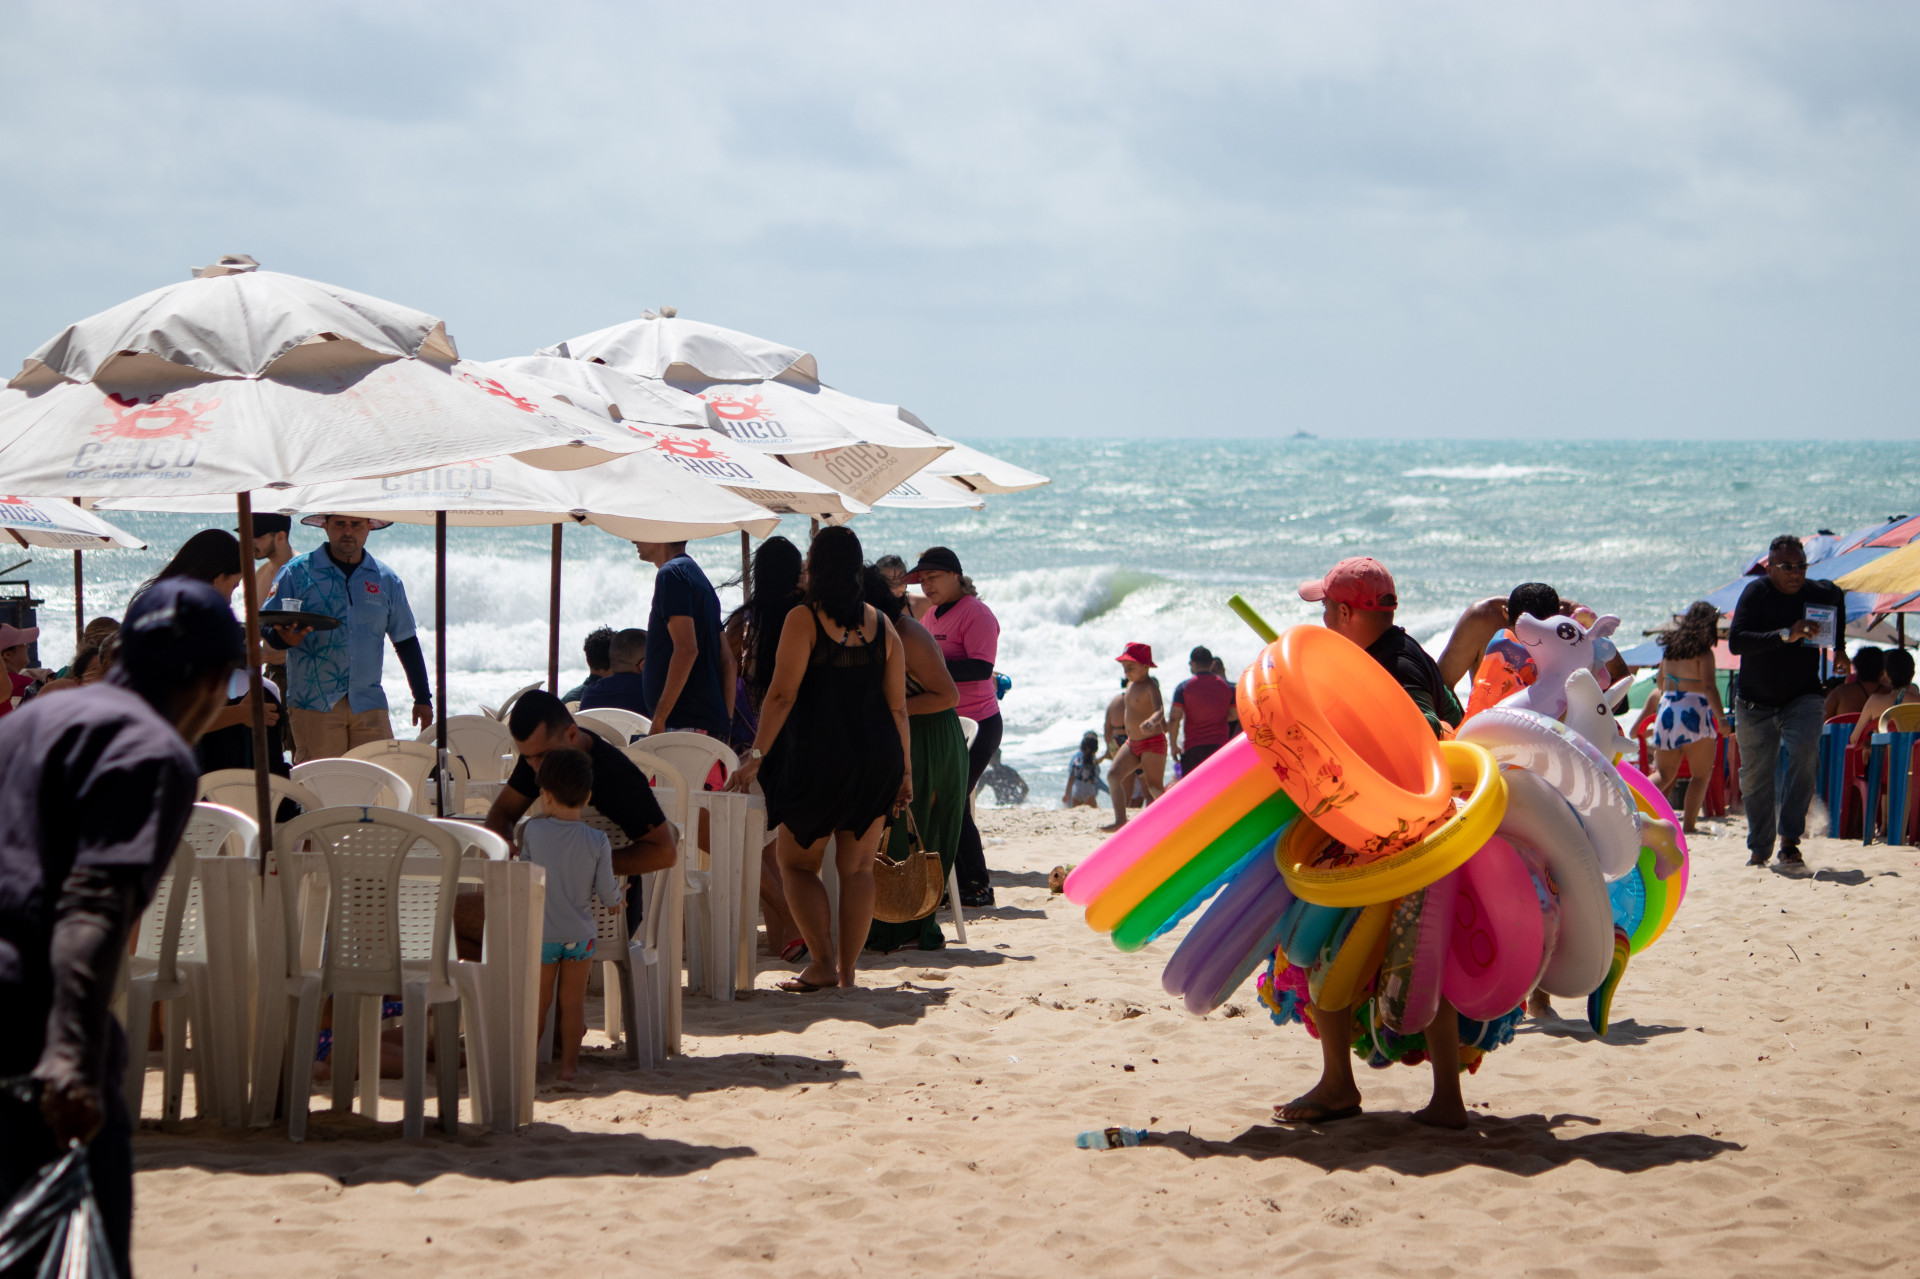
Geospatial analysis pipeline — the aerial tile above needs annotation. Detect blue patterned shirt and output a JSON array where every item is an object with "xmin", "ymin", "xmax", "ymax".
[{"xmin": 266, "ymin": 547, "xmax": 420, "ymax": 713}]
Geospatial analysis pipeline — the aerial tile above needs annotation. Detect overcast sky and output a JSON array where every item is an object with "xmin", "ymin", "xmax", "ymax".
[{"xmin": 3, "ymin": 2, "xmax": 1916, "ymax": 439}]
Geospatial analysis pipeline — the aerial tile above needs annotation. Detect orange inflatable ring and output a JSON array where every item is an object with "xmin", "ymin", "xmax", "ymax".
[
  {"xmin": 1275, "ymin": 741, "xmax": 1506, "ymax": 908},
  {"xmin": 1237, "ymin": 625, "xmax": 1451, "ymax": 856}
]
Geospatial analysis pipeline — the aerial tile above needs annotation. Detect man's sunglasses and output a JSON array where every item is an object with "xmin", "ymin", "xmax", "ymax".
[{"xmin": 1773, "ymin": 560, "xmax": 1808, "ymax": 572}]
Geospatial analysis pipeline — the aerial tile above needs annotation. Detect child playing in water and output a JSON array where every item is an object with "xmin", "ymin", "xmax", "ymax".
[
  {"xmin": 524, "ymin": 748, "xmax": 620, "ymax": 1080},
  {"xmin": 1062, "ymin": 732, "xmax": 1108, "ymax": 808}
]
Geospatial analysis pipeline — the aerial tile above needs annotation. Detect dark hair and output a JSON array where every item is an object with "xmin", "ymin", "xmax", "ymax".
[
  {"xmin": 1080, "ymin": 731, "xmax": 1099, "ymax": 760},
  {"xmin": 1507, "ymin": 582, "xmax": 1561, "ymax": 628},
  {"xmin": 536, "ymin": 748, "xmax": 593, "ymax": 807},
  {"xmin": 736, "ymin": 536, "xmax": 803, "ymax": 706},
  {"xmin": 1190, "ymin": 645, "xmax": 1214, "ymax": 666},
  {"xmin": 1659, "ymin": 600, "xmax": 1720, "ymax": 661},
  {"xmin": 1887, "ymin": 649, "xmax": 1915, "ymax": 688},
  {"xmin": 508, "ymin": 689, "xmax": 574, "ymax": 742},
  {"xmin": 251, "ymin": 513, "xmax": 292, "ymax": 538},
  {"xmin": 140, "ymin": 529, "xmax": 243, "ymax": 596},
  {"xmin": 874, "ymin": 554, "xmax": 907, "ymax": 576},
  {"xmin": 863, "ymin": 565, "xmax": 906, "ymax": 624},
  {"xmin": 1769, "ymin": 534, "xmax": 1805, "ymax": 559},
  {"xmin": 804, "ymin": 526, "xmax": 866, "ymax": 632},
  {"xmin": 609, "ymin": 627, "xmax": 648, "ymax": 670},
  {"xmin": 69, "ymin": 646, "xmax": 103, "ymax": 681},
  {"xmin": 1854, "ymin": 647, "xmax": 1886, "ymax": 683},
  {"xmin": 582, "ymin": 625, "xmax": 615, "ymax": 671}
]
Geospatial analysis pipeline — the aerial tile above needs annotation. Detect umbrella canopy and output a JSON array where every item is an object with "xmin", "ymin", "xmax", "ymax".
[
  {"xmin": 0, "ymin": 257, "xmax": 649, "ymax": 499},
  {"xmin": 912, "ymin": 434, "xmax": 1050, "ymax": 495},
  {"xmin": 0, "ymin": 495, "xmax": 144, "ymax": 549},
  {"xmin": 483, "ymin": 356, "xmax": 867, "ymax": 522},
  {"xmin": 874, "ymin": 474, "xmax": 988, "ymax": 511},
  {"xmin": 1837, "ymin": 541, "xmax": 1920, "ymax": 596},
  {"xmin": 540, "ymin": 313, "xmax": 949, "ymax": 506}
]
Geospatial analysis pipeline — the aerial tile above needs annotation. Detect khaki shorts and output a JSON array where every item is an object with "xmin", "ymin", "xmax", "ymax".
[{"xmin": 289, "ymin": 697, "xmax": 393, "ymax": 763}]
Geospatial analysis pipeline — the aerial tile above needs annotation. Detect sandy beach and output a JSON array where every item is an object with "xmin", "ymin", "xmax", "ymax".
[{"xmin": 131, "ymin": 805, "xmax": 1920, "ymax": 1277}]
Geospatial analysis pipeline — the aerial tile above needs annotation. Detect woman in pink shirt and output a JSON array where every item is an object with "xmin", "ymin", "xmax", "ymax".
[{"xmin": 907, "ymin": 547, "xmax": 1002, "ymax": 908}]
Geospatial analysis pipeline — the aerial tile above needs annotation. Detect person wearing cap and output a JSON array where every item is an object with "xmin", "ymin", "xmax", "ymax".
[
  {"xmin": 1298, "ymin": 557, "xmax": 1462, "ymax": 739},
  {"xmin": 0, "ymin": 621, "xmax": 44, "ymax": 717},
  {"xmin": 1104, "ymin": 642, "xmax": 1167, "ymax": 829},
  {"xmin": 906, "ymin": 547, "xmax": 1003, "ymax": 907},
  {"xmin": 264, "ymin": 514, "xmax": 435, "ymax": 761},
  {"xmin": 0, "ymin": 579, "xmax": 243, "ymax": 1278},
  {"xmin": 1167, "ymin": 644, "xmax": 1238, "ymax": 777},
  {"xmin": 250, "ymin": 512, "xmax": 294, "ymax": 606}
]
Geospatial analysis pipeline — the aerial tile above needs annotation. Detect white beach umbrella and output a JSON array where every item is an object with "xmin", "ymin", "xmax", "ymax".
[
  {"xmin": 872, "ymin": 475, "xmax": 988, "ymax": 512},
  {"xmin": 539, "ymin": 312, "xmax": 950, "ymax": 506},
  {"xmin": 483, "ymin": 356, "xmax": 868, "ymax": 523},
  {"xmin": 0, "ymin": 494, "xmax": 144, "ymax": 550},
  {"xmin": 901, "ymin": 427, "xmax": 1050, "ymax": 496}
]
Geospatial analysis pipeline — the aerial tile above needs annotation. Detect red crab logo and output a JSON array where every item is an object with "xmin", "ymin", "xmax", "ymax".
[
  {"xmin": 629, "ymin": 428, "xmax": 724, "ymax": 461},
  {"xmin": 456, "ymin": 370, "xmax": 539, "ymax": 414},
  {"xmin": 703, "ymin": 393, "xmax": 769, "ymax": 422},
  {"xmin": 365, "ymin": 582, "xmax": 380, "ymax": 594},
  {"xmin": 91, "ymin": 393, "xmax": 222, "ymax": 441}
]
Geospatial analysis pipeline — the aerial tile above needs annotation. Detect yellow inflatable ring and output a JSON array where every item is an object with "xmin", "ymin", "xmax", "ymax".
[
  {"xmin": 1310, "ymin": 899, "xmax": 1394, "ymax": 1011},
  {"xmin": 1276, "ymin": 740, "xmax": 1506, "ymax": 908}
]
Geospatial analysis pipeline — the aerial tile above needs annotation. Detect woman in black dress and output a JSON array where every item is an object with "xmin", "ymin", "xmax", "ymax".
[{"xmin": 727, "ymin": 526, "xmax": 910, "ymax": 989}]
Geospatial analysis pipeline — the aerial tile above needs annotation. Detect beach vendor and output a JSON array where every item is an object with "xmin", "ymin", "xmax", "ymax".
[
  {"xmin": 1273, "ymin": 558, "xmax": 1496, "ymax": 1129},
  {"xmin": 0, "ymin": 580, "xmax": 241, "ymax": 1278},
  {"xmin": 264, "ymin": 513, "xmax": 435, "ymax": 761}
]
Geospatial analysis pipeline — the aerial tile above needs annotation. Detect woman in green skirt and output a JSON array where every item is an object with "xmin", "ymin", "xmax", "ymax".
[{"xmin": 864, "ymin": 567, "xmax": 969, "ymax": 951}]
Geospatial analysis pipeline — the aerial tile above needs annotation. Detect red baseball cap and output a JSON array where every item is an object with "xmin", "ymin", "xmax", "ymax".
[
  {"xmin": 1298, "ymin": 557, "xmax": 1397, "ymax": 611},
  {"xmin": 1115, "ymin": 642, "xmax": 1155, "ymax": 668}
]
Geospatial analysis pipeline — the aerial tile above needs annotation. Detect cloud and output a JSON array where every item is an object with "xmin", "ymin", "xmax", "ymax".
[{"xmin": 2, "ymin": 0, "xmax": 1916, "ymax": 437}]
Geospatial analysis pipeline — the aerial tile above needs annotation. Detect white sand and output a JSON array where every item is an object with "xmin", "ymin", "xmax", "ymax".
[{"xmin": 132, "ymin": 807, "xmax": 1920, "ymax": 1276}]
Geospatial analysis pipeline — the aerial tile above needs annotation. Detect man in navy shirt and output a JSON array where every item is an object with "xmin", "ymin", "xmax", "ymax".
[
  {"xmin": 634, "ymin": 542, "xmax": 734, "ymax": 739},
  {"xmin": 579, "ymin": 628, "xmax": 650, "ymax": 716},
  {"xmin": 0, "ymin": 580, "xmax": 243, "ymax": 1278}
]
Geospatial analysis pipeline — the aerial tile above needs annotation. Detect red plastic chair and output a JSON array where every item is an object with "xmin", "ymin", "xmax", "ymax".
[
  {"xmin": 1633, "ymin": 703, "xmax": 1731, "ymax": 818},
  {"xmin": 1833, "ymin": 716, "xmax": 1868, "ymax": 840}
]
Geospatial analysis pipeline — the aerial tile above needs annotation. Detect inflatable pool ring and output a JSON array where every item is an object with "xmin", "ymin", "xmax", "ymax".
[
  {"xmin": 1161, "ymin": 836, "xmax": 1289, "ymax": 1001},
  {"xmin": 1238, "ymin": 625, "xmax": 1452, "ymax": 856},
  {"xmin": 1309, "ymin": 900, "xmax": 1393, "ymax": 1011},
  {"xmin": 1089, "ymin": 784, "xmax": 1298, "ymax": 935},
  {"xmin": 1617, "ymin": 762, "xmax": 1690, "ymax": 931},
  {"xmin": 1064, "ymin": 736, "xmax": 1273, "ymax": 906},
  {"xmin": 1495, "ymin": 768, "xmax": 1612, "ymax": 999},
  {"xmin": 1562, "ymin": 668, "xmax": 1632, "ymax": 764},
  {"xmin": 1304, "ymin": 905, "xmax": 1361, "ymax": 991},
  {"xmin": 1608, "ymin": 865, "xmax": 1646, "ymax": 941},
  {"xmin": 1109, "ymin": 797, "xmax": 1297, "ymax": 952},
  {"xmin": 1513, "ymin": 841, "xmax": 1561, "ymax": 991},
  {"xmin": 1375, "ymin": 874, "xmax": 1458, "ymax": 1034},
  {"xmin": 1441, "ymin": 836, "xmax": 1544, "ymax": 1021},
  {"xmin": 1457, "ymin": 707, "xmax": 1642, "ymax": 879},
  {"xmin": 1280, "ymin": 901, "xmax": 1350, "ymax": 969},
  {"xmin": 1185, "ymin": 873, "xmax": 1297, "ymax": 1016},
  {"xmin": 1586, "ymin": 925, "xmax": 1632, "ymax": 1035},
  {"xmin": 1275, "ymin": 741, "xmax": 1506, "ymax": 908},
  {"xmin": 1463, "ymin": 633, "xmax": 1532, "ymax": 722}
]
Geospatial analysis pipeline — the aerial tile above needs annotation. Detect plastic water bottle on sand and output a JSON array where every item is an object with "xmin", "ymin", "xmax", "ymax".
[{"xmin": 1075, "ymin": 1126, "xmax": 1145, "ymax": 1149}]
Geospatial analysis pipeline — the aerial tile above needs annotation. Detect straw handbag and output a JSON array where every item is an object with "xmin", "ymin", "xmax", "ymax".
[{"xmin": 872, "ymin": 810, "xmax": 944, "ymax": 923}]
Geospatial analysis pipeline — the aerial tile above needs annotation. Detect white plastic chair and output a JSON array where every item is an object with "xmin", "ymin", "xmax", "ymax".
[
  {"xmin": 592, "ymin": 751, "xmax": 691, "ymax": 1063},
  {"xmin": 576, "ymin": 707, "xmax": 650, "ymax": 743},
  {"xmin": 275, "ymin": 807, "xmax": 465, "ymax": 1140},
  {"xmin": 643, "ymin": 730, "xmax": 738, "ymax": 794},
  {"xmin": 345, "ymin": 739, "xmax": 440, "ymax": 813},
  {"xmin": 291, "ymin": 757, "xmax": 413, "ymax": 812},
  {"xmin": 420, "ymin": 715, "xmax": 517, "ymax": 782},
  {"xmin": 487, "ymin": 681, "xmax": 543, "ymax": 723},
  {"xmin": 197, "ymin": 769, "xmax": 322, "ymax": 834},
  {"xmin": 625, "ymin": 739, "xmax": 732, "ymax": 994}
]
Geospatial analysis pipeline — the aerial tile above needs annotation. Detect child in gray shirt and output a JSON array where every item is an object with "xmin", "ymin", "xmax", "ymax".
[{"xmin": 523, "ymin": 747, "xmax": 618, "ymax": 1079}]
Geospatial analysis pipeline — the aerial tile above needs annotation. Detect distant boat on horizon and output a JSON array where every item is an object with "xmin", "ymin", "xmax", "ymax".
[{"xmin": 1290, "ymin": 429, "xmax": 1317, "ymax": 439}]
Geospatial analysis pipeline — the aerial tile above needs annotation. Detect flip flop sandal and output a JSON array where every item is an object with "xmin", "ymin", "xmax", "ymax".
[
  {"xmin": 781, "ymin": 939, "xmax": 809, "ymax": 963},
  {"xmin": 778, "ymin": 977, "xmax": 824, "ymax": 993},
  {"xmin": 1274, "ymin": 1101, "xmax": 1363, "ymax": 1125}
]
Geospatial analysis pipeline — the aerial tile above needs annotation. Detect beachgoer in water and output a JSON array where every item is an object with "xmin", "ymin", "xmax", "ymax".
[
  {"xmin": 1104, "ymin": 643, "xmax": 1166, "ymax": 830},
  {"xmin": 579, "ymin": 628, "xmax": 650, "ymax": 715},
  {"xmin": 560, "ymin": 626, "xmax": 614, "ymax": 705},
  {"xmin": 1063, "ymin": 732, "xmax": 1107, "ymax": 808},
  {"xmin": 907, "ymin": 547, "xmax": 1002, "ymax": 909},
  {"xmin": 1650, "ymin": 601, "xmax": 1728, "ymax": 833},
  {"xmin": 727, "ymin": 527, "xmax": 909, "ymax": 990},
  {"xmin": 863, "ymin": 566, "xmax": 966, "ymax": 953},
  {"xmin": 1825, "ymin": 646, "xmax": 1885, "ymax": 720},
  {"xmin": 1279, "ymin": 557, "xmax": 1472, "ymax": 1129},
  {"xmin": 524, "ymin": 747, "xmax": 619, "ymax": 1081},
  {"xmin": 1167, "ymin": 645, "xmax": 1236, "ymax": 777}
]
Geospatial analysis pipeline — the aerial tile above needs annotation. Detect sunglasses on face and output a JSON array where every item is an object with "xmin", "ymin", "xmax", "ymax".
[{"xmin": 1773, "ymin": 560, "xmax": 1808, "ymax": 572}]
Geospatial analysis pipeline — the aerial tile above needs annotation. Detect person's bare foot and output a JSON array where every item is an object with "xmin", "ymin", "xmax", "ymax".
[
  {"xmin": 557, "ymin": 1063, "xmax": 578, "ymax": 1081},
  {"xmin": 1410, "ymin": 1099, "xmax": 1469, "ymax": 1130},
  {"xmin": 1526, "ymin": 990, "xmax": 1554, "ymax": 1019},
  {"xmin": 1099, "ymin": 819, "xmax": 1126, "ymax": 833},
  {"xmin": 781, "ymin": 963, "xmax": 837, "ymax": 991},
  {"xmin": 1275, "ymin": 1081, "xmax": 1362, "ymax": 1124}
]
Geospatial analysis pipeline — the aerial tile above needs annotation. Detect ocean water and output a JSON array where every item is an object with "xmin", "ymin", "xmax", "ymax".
[{"xmin": 17, "ymin": 440, "xmax": 1917, "ymax": 805}]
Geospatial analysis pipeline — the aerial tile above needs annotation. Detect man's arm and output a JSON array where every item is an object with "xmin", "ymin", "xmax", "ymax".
[
  {"xmin": 650, "ymin": 614, "xmax": 699, "ymax": 731},
  {"xmin": 1438, "ymin": 596, "xmax": 1509, "ymax": 689},
  {"xmin": 1728, "ymin": 582, "xmax": 1813, "ymax": 653},
  {"xmin": 612, "ymin": 820, "xmax": 677, "ymax": 877},
  {"xmin": 484, "ymin": 785, "xmax": 534, "ymax": 853},
  {"xmin": 34, "ymin": 864, "xmax": 145, "ymax": 1143},
  {"xmin": 387, "ymin": 579, "xmax": 435, "ymax": 730},
  {"xmin": 1165, "ymin": 701, "xmax": 1186, "ymax": 754}
]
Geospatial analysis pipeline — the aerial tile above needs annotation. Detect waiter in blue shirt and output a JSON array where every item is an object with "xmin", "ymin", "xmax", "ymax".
[{"xmin": 264, "ymin": 514, "xmax": 434, "ymax": 761}]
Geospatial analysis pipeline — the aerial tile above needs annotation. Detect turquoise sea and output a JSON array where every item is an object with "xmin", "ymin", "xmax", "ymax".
[{"xmin": 17, "ymin": 440, "xmax": 1918, "ymax": 804}]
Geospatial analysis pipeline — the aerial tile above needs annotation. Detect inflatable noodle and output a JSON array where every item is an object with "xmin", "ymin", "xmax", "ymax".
[
  {"xmin": 1186, "ymin": 874, "xmax": 1296, "ymax": 1016},
  {"xmin": 1239, "ymin": 626, "xmax": 1451, "ymax": 856},
  {"xmin": 1276, "ymin": 741, "xmax": 1506, "ymax": 908},
  {"xmin": 1089, "ymin": 783, "xmax": 1297, "ymax": 935},
  {"xmin": 1375, "ymin": 874, "xmax": 1457, "ymax": 1034},
  {"xmin": 1161, "ymin": 835, "xmax": 1288, "ymax": 1000},
  {"xmin": 1496, "ymin": 768, "xmax": 1612, "ymax": 999},
  {"xmin": 1309, "ymin": 900, "xmax": 1393, "ymax": 1011},
  {"xmin": 1281, "ymin": 902, "xmax": 1350, "ymax": 969},
  {"xmin": 1458, "ymin": 707, "xmax": 1642, "ymax": 879},
  {"xmin": 1303, "ymin": 907, "xmax": 1361, "ymax": 1000},
  {"xmin": 1441, "ymin": 836, "xmax": 1544, "ymax": 1020},
  {"xmin": 1064, "ymin": 736, "xmax": 1269, "ymax": 906},
  {"xmin": 1109, "ymin": 794, "xmax": 1297, "ymax": 952}
]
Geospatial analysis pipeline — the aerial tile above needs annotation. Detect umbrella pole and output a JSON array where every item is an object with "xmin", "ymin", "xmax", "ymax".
[
  {"xmin": 740, "ymin": 529, "xmax": 750, "ymax": 590},
  {"xmin": 72, "ymin": 495, "xmax": 83, "ymax": 651},
  {"xmin": 436, "ymin": 512, "xmax": 448, "ymax": 819},
  {"xmin": 235, "ymin": 493, "xmax": 274, "ymax": 867},
  {"xmin": 548, "ymin": 525, "xmax": 562, "ymax": 693}
]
